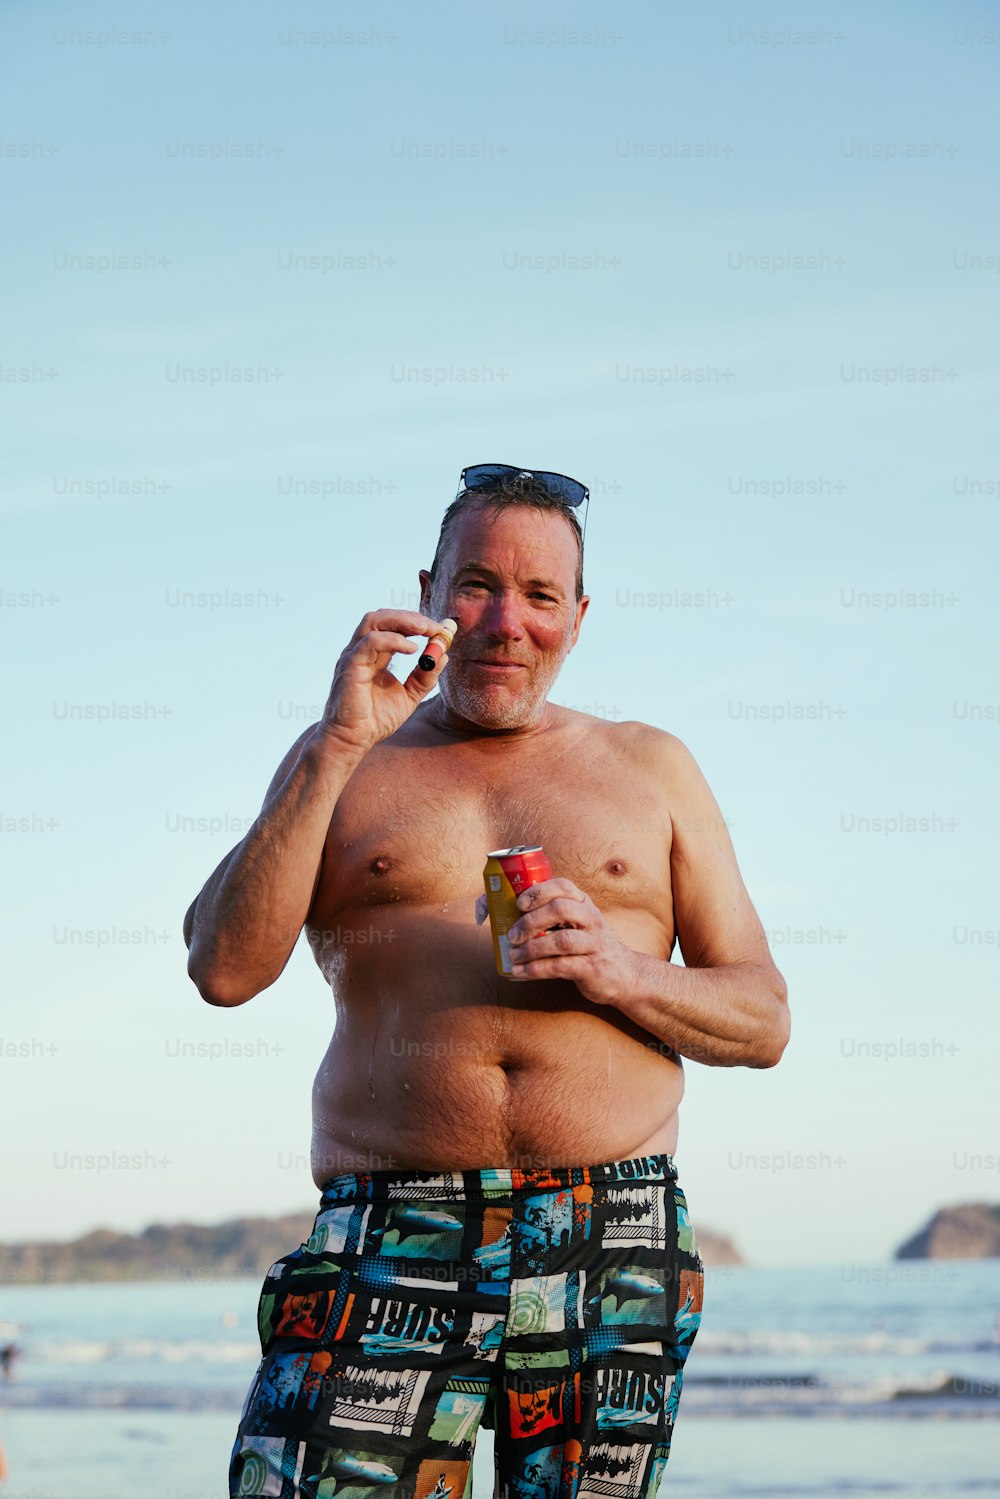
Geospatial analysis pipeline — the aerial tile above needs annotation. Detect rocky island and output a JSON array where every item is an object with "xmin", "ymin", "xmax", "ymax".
[{"xmin": 896, "ymin": 1202, "xmax": 1000, "ymax": 1259}]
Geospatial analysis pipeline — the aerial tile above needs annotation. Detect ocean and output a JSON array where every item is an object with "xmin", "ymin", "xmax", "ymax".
[{"xmin": 0, "ymin": 1260, "xmax": 997, "ymax": 1497}]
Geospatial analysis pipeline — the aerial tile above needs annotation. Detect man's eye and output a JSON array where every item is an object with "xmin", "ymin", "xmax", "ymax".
[
  {"xmin": 531, "ymin": 593, "xmax": 556, "ymax": 603},
  {"xmin": 462, "ymin": 580, "xmax": 489, "ymax": 591}
]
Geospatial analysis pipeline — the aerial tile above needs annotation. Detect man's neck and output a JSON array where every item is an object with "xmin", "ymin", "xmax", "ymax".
[{"xmin": 425, "ymin": 695, "xmax": 560, "ymax": 742}]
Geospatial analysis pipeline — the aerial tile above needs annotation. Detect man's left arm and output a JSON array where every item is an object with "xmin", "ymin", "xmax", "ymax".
[{"xmin": 506, "ymin": 731, "xmax": 790, "ymax": 1069}]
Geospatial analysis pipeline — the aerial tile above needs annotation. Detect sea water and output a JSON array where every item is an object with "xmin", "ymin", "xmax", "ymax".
[{"xmin": 0, "ymin": 1261, "xmax": 997, "ymax": 1497}]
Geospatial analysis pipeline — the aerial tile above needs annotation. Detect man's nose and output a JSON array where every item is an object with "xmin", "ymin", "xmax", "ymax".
[{"xmin": 482, "ymin": 589, "xmax": 526, "ymax": 640}]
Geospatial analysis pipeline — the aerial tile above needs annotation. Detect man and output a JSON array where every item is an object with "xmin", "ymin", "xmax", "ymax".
[{"xmin": 184, "ymin": 463, "xmax": 789, "ymax": 1499}]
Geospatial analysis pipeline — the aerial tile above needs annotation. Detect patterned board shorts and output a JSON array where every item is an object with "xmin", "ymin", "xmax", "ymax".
[{"xmin": 230, "ymin": 1153, "xmax": 704, "ymax": 1499}]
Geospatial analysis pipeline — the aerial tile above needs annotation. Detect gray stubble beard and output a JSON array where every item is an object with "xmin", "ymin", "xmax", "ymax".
[{"xmin": 437, "ymin": 658, "xmax": 564, "ymax": 731}]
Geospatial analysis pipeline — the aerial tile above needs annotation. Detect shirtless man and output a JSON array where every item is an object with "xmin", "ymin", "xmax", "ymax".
[{"xmin": 184, "ymin": 464, "xmax": 789, "ymax": 1499}]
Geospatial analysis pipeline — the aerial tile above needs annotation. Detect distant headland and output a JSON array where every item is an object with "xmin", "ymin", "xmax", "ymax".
[
  {"xmin": 895, "ymin": 1202, "xmax": 1000, "ymax": 1260},
  {"xmin": 0, "ymin": 1214, "xmax": 744, "ymax": 1283}
]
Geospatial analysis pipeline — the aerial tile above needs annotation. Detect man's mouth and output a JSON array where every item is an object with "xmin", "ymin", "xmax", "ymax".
[{"xmin": 469, "ymin": 659, "xmax": 526, "ymax": 671}]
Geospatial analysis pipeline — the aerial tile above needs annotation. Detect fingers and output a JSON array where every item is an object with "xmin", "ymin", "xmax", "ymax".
[
  {"xmin": 512, "ymin": 895, "xmax": 587, "ymax": 931},
  {"xmin": 510, "ymin": 887, "xmax": 588, "ymax": 940},
  {"xmin": 346, "ymin": 610, "xmax": 458, "ymax": 690},
  {"xmin": 401, "ymin": 647, "xmax": 449, "ymax": 703},
  {"xmin": 515, "ymin": 925, "xmax": 589, "ymax": 958},
  {"xmin": 474, "ymin": 893, "xmax": 489, "ymax": 925},
  {"xmin": 515, "ymin": 877, "xmax": 585, "ymax": 910},
  {"xmin": 351, "ymin": 630, "xmax": 421, "ymax": 664},
  {"xmin": 509, "ymin": 927, "xmax": 592, "ymax": 977},
  {"xmin": 350, "ymin": 608, "xmax": 451, "ymax": 647}
]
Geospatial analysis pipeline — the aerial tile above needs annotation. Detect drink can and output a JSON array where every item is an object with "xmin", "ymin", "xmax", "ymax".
[{"xmin": 483, "ymin": 845, "xmax": 553, "ymax": 976}]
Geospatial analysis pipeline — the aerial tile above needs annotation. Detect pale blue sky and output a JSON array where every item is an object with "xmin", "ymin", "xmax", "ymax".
[{"xmin": 2, "ymin": 0, "xmax": 998, "ymax": 1264}]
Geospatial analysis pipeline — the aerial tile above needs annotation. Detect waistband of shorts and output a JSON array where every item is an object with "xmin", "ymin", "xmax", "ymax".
[{"xmin": 318, "ymin": 1152, "xmax": 680, "ymax": 1205}]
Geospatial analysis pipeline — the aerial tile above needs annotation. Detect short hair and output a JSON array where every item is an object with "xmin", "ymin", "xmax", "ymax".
[{"xmin": 428, "ymin": 472, "xmax": 585, "ymax": 601}]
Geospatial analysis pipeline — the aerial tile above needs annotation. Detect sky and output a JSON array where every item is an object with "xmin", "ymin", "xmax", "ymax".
[{"xmin": 2, "ymin": 0, "xmax": 998, "ymax": 1267}]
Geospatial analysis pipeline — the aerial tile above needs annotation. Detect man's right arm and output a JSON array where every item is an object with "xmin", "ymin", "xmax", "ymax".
[
  {"xmin": 183, "ymin": 725, "xmax": 367, "ymax": 1007},
  {"xmin": 182, "ymin": 605, "xmax": 456, "ymax": 1007}
]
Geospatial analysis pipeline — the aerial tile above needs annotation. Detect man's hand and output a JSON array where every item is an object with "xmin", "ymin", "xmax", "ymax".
[
  {"xmin": 504, "ymin": 877, "xmax": 639, "ymax": 1007},
  {"xmin": 318, "ymin": 608, "xmax": 452, "ymax": 754}
]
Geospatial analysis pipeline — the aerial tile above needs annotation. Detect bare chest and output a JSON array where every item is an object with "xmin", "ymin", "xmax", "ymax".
[{"xmin": 311, "ymin": 738, "xmax": 673, "ymax": 923}]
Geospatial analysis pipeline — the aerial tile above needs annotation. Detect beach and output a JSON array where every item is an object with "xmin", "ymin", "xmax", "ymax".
[
  {"xmin": 1, "ymin": 1260, "xmax": 997, "ymax": 1496},
  {"xmin": 2, "ymin": 1408, "xmax": 997, "ymax": 1499}
]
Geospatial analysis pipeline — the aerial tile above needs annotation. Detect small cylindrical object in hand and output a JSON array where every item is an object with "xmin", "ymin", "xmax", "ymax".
[
  {"xmin": 418, "ymin": 617, "xmax": 457, "ymax": 672},
  {"xmin": 484, "ymin": 846, "xmax": 553, "ymax": 976}
]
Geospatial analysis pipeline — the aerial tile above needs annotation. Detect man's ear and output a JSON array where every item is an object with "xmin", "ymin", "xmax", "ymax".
[
  {"xmin": 568, "ymin": 594, "xmax": 590, "ymax": 650},
  {"xmin": 418, "ymin": 569, "xmax": 433, "ymax": 614}
]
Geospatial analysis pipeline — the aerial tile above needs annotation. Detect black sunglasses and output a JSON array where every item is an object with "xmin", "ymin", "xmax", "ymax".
[{"xmin": 457, "ymin": 463, "xmax": 589, "ymax": 532}]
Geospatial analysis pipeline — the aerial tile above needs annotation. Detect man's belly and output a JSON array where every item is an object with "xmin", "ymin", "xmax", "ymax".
[{"xmin": 307, "ymin": 932, "xmax": 685, "ymax": 1185}]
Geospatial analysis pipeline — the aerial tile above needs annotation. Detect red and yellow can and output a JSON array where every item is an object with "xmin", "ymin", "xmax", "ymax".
[{"xmin": 483, "ymin": 845, "xmax": 553, "ymax": 976}]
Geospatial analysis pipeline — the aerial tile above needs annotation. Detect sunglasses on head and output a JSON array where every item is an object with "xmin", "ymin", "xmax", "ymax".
[{"xmin": 456, "ymin": 464, "xmax": 589, "ymax": 525}]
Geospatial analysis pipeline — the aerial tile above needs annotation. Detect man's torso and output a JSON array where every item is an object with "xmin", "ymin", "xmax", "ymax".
[{"xmin": 304, "ymin": 705, "xmax": 686, "ymax": 1185}]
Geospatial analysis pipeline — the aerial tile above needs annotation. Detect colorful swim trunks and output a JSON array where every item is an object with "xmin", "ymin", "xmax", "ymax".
[{"xmin": 230, "ymin": 1153, "xmax": 704, "ymax": 1498}]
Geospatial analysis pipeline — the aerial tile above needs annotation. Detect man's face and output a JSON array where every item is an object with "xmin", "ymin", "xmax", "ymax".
[{"xmin": 420, "ymin": 504, "xmax": 589, "ymax": 731}]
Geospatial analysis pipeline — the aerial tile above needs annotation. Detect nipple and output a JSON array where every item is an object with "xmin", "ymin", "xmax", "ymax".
[{"xmin": 370, "ymin": 856, "xmax": 391, "ymax": 876}]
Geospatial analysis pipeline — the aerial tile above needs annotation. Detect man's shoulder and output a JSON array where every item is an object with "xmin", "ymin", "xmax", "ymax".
[{"xmin": 557, "ymin": 707, "xmax": 694, "ymax": 769}]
